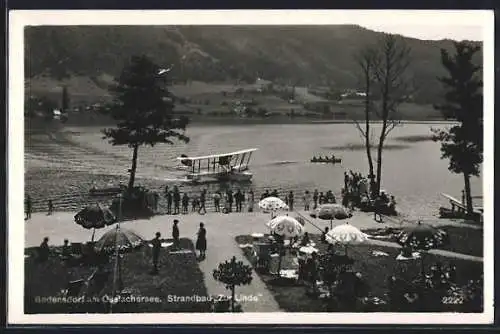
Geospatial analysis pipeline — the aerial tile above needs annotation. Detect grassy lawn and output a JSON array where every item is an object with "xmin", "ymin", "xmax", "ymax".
[
  {"xmin": 25, "ymin": 238, "xmax": 211, "ymax": 313},
  {"xmin": 362, "ymin": 225, "xmax": 483, "ymax": 257},
  {"xmin": 235, "ymin": 234, "xmax": 483, "ymax": 312},
  {"xmin": 438, "ymin": 226, "xmax": 483, "ymax": 257}
]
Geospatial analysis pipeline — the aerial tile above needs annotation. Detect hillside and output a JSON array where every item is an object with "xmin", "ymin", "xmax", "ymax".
[{"xmin": 25, "ymin": 25, "xmax": 482, "ymax": 107}]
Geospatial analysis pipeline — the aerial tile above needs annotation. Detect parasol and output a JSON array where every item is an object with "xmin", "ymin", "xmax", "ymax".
[
  {"xmin": 311, "ymin": 203, "xmax": 352, "ymax": 229},
  {"xmin": 267, "ymin": 215, "xmax": 305, "ymax": 238},
  {"xmin": 325, "ymin": 222, "xmax": 370, "ymax": 255},
  {"xmin": 74, "ymin": 203, "xmax": 117, "ymax": 241},
  {"xmin": 259, "ymin": 197, "xmax": 289, "ymax": 217},
  {"xmin": 95, "ymin": 226, "xmax": 145, "ymax": 253},
  {"xmin": 266, "ymin": 215, "xmax": 304, "ymax": 276},
  {"xmin": 396, "ymin": 221, "xmax": 449, "ymax": 276},
  {"xmin": 396, "ymin": 221, "xmax": 449, "ymax": 251}
]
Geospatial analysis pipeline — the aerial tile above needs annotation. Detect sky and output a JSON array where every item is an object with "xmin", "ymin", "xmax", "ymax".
[
  {"xmin": 359, "ymin": 24, "xmax": 483, "ymax": 41},
  {"xmin": 11, "ymin": 10, "xmax": 489, "ymax": 43}
]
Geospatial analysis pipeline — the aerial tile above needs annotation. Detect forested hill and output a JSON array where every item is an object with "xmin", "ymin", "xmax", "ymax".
[{"xmin": 25, "ymin": 25, "xmax": 482, "ymax": 104}]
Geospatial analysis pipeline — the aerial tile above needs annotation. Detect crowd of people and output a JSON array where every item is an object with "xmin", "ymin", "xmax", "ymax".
[
  {"xmin": 341, "ymin": 170, "xmax": 398, "ymax": 218},
  {"xmin": 25, "ymin": 169, "xmax": 398, "ymax": 221},
  {"xmin": 164, "ymin": 186, "xmax": 254, "ymax": 215}
]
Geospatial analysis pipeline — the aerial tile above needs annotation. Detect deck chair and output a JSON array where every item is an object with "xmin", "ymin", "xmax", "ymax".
[
  {"xmin": 64, "ymin": 279, "xmax": 86, "ymax": 297},
  {"xmin": 87, "ymin": 268, "xmax": 110, "ymax": 296}
]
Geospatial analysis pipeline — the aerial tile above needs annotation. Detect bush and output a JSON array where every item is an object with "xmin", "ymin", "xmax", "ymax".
[
  {"xmin": 213, "ymin": 256, "xmax": 253, "ymax": 312},
  {"xmin": 109, "ymin": 187, "xmax": 157, "ymax": 219}
]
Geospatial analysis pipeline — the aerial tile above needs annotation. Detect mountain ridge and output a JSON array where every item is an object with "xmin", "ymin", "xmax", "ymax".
[{"xmin": 25, "ymin": 25, "xmax": 482, "ymax": 105}]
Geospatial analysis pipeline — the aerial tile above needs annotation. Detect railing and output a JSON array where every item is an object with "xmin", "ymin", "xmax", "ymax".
[{"xmin": 293, "ymin": 211, "xmax": 324, "ymax": 233}]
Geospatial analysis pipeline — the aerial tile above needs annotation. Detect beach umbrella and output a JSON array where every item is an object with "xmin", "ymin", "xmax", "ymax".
[
  {"xmin": 396, "ymin": 221, "xmax": 449, "ymax": 276},
  {"xmin": 325, "ymin": 222, "xmax": 370, "ymax": 256},
  {"xmin": 266, "ymin": 215, "xmax": 305, "ymax": 276},
  {"xmin": 259, "ymin": 196, "xmax": 289, "ymax": 217},
  {"xmin": 267, "ymin": 215, "xmax": 305, "ymax": 238},
  {"xmin": 74, "ymin": 203, "xmax": 117, "ymax": 242},
  {"xmin": 95, "ymin": 226, "xmax": 145, "ymax": 253},
  {"xmin": 311, "ymin": 203, "xmax": 352, "ymax": 229},
  {"xmin": 396, "ymin": 221, "xmax": 448, "ymax": 251}
]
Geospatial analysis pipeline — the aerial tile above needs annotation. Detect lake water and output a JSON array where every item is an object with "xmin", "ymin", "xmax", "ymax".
[{"xmin": 25, "ymin": 122, "xmax": 482, "ymax": 219}]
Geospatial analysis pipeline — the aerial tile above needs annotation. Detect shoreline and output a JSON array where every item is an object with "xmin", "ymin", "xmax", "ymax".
[{"xmin": 25, "ymin": 114, "xmax": 456, "ymax": 130}]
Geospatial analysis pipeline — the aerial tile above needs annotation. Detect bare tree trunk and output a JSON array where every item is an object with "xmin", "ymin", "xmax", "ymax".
[
  {"xmin": 463, "ymin": 172, "xmax": 474, "ymax": 215},
  {"xmin": 128, "ymin": 144, "xmax": 139, "ymax": 191},
  {"xmin": 231, "ymin": 285, "xmax": 236, "ymax": 312},
  {"xmin": 375, "ymin": 126, "xmax": 386, "ymax": 196},
  {"xmin": 363, "ymin": 77, "xmax": 375, "ymax": 193}
]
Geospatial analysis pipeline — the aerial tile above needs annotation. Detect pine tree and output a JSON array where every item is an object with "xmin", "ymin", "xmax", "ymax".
[
  {"xmin": 432, "ymin": 42, "xmax": 483, "ymax": 216},
  {"xmin": 103, "ymin": 55, "xmax": 189, "ymax": 191}
]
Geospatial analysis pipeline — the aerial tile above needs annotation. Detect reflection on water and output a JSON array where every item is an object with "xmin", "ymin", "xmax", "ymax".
[
  {"xmin": 321, "ymin": 144, "xmax": 411, "ymax": 151},
  {"xmin": 26, "ymin": 122, "xmax": 483, "ymax": 219},
  {"xmin": 394, "ymin": 134, "xmax": 434, "ymax": 143}
]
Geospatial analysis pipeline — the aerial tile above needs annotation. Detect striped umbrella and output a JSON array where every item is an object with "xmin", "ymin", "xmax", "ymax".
[{"xmin": 95, "ymin": 226, "xmax": 145, "ymax": 253}]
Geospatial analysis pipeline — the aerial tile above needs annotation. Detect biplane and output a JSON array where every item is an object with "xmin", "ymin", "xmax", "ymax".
[{"xmin": 176, "ymin": 148, "xmax": 258, "ymax": 183}]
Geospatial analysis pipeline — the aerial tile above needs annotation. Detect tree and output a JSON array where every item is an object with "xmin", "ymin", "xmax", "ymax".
[
  {"xmin": 354, "ymin": 47, "xmax": 378, "ymax": 196},
  {"xmin": 372, "ymin": 35, "xmax": 412, "ymax": 195},
  {"xmin": 432, "ymin": 42, "xmax": 483, "ymax": 216},
  {"xmin": 213, "ymin": 256, "xmax": 253, "ymax": 312},
  {"xmin": 353, "ymin": 34, "xmax": 412, "ymax": 196},
  {"xmin": 102, "ymin": 55, "xmax": 189, "ymax": 191}
]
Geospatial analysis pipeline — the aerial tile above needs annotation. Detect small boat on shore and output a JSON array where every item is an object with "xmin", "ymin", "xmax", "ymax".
[
  {"xmin": 89, "ymin": 184, "xmax": 126, "ymax": 196},
  {"xmin": 310, "ymin": 157, "xmax": 342, "ymax": 164}
]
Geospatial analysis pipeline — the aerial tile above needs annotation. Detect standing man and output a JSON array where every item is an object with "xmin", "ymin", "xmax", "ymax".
[
  {"xmin": 288, "ymin": 191, "xmax": 294, "ymax": 211},
  {"xmin": 173, "ymin": 186, "xmax": 181, "ymax": 214},
  {"xmin": 25, "ymin": 195, "xmax": 32, "ymax": 220},
  {"xmin": 248, "ymin": 189, "xmax": 255, "ymax": 212},
  {"xmin": 227, "ymin": 189, "xmax": 234, "ymax": 213},
  {"xmin": 235, "ymin": 189, "xmax": 244, "ymax": 212},
  {"xmin": 172, "ymin": 220, "xmax": 180, "ymax": 249},
  {"xmin": 166, "ymin": 190, "xmax": 173, "ymax": 214},
  {"xmin": 198, "ymin": 189, "xmax": 207, "ymax": 214},
  {"xmin": 461, "ymin": 189, "xmax": 466, "ymax": 205},
  {"xmin": 182, "ymin": 192, "xmax": 189, "ymax": 214},
  {"xmin": 313, "ymin": 189, "xmax": 319, "ymax": 209},
  {"xmin": 303, "ymin": 191, "xmax": 311, "ymax": 211},
  {"xmin": 196, "ymin": 223, "xmax": 207, "ymax": 259},
  {"xmin": 213, "ymin": 191, "xmax": 221, "ymax": 212},
  {"xmin": 151, "ymin": 232, "xmax": 161, "ymax": 274},
  {"xmin": 47, "ymin": 199, "xmax": 54, "ymax": 215}
]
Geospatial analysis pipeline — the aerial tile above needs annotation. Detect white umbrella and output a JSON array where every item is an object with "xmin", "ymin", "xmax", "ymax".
[
  {"xmin": 266, "ymin": 215, "xmax": 304, "ymax": 276},
  {"xmin": 325, "ymin": 222, "xmax": 370, "ymax": 255},
  {"xmin": 259, "ymin": 197, "xmax": 289, "ymax": 217},
  {"xmin": 267, "ymin": 215, "xmax": 305, "ymax": 238}
]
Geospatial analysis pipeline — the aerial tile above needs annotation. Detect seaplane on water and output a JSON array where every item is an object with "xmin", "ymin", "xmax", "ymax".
[{"xmin": 176, "ymin": 148, "xmax": 258, "ymax": 183}]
